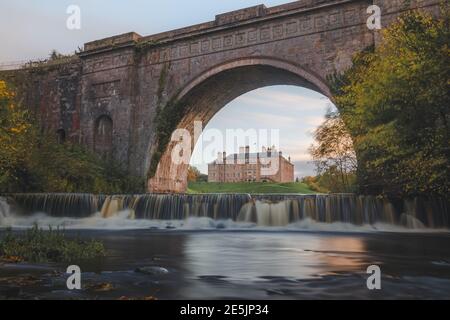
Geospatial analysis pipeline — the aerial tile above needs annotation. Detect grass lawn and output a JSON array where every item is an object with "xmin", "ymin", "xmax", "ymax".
[{"xmin": 187, "ymin": 182, "xmax": 316, "ymax": 194}]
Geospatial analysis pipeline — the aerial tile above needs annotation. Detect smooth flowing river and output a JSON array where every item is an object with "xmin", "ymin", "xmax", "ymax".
[{"xmin": 0, "ymin": 194, "xmax": 449, "ymax": 300}]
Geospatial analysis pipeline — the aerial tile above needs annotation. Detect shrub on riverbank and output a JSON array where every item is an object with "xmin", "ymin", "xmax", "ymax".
[{"xmin": 0, "ymin": 225, "xmax": 105, "ymax": 263}]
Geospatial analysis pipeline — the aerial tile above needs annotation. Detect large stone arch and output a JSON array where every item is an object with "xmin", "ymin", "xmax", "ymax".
[
  {"xmin": 1, "ymin": 0, "xmax": 440, "ymax": 193},
  {"xmin": 148, "ymin": 57, "xmax": 332, "ymax": 193}
]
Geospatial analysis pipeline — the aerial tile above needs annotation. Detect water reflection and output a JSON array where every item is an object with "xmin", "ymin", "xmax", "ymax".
[
  {"xmin": 182, "ymin": 233, "xmax": 367, "ymax": 282},
  {"xmin": 1, "ymin": 230, "xmax": 450, "ymax": 300}
]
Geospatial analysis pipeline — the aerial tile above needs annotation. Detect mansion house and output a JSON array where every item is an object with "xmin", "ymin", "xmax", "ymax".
[{"xmin": 208, "ymin": 146, "xmax": 294, "ymax": 183}]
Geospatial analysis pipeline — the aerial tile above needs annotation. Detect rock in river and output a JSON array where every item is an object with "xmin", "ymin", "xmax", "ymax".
[{"xmin": 135, "ymin": 266, "xmax": 169, "ymax": 276}]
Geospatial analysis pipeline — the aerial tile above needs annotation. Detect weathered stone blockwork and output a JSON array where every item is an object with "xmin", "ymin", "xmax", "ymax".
[
  {"xmin": 0, "ymin": 0, "xmax": 441, "ymax": 193},
  {"xmin": 0, "ymin": 58, "xmax": 82, "ymax": 142}
]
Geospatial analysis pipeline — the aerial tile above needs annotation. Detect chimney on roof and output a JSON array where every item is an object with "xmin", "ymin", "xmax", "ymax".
[
  {"xmin": 223, "ymin": 151, "xmax": 227, "ymax": 164},
  {"xmin": 268, "ymin": 147, "xmax": 272, "ymax": 157}
]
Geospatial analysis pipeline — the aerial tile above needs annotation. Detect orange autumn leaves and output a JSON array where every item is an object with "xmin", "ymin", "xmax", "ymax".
[
  {"xmin": 0, "ymin": 81, "xmax": 32, "ymax": 187},
  {"xmin": 0, "ymin": 81, "xmax": 30, "ymax": 136}
]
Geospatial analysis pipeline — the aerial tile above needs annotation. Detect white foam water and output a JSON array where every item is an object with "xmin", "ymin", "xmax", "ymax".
[
  {"xmin": 0, "ymin": 197, "xmax": 11, "ymax": 222},
  {"xmin": 1, "ymin": 194, "xmax": 448, "ymax": 233},
  {"xmin": 0, "ymin": 210, "xmax": 448, "ymax": 234}
]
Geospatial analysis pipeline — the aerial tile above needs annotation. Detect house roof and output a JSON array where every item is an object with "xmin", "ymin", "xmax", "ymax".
[{"xmin": 210, "ymin": 151, "xmax": 291, "ymax": 165}]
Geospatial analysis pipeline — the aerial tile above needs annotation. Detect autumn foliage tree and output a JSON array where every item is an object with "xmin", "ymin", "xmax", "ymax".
[
  {"xmin": 0, "ymin": 81, "xmax": 33, "ymax": 190},
  {"xmin": 309, "ymin": 108, "xmax": 358, "ymax": 193},
  {"xmin": 187, "ymin": 166, "xmax": 201, "ymax": 182}
]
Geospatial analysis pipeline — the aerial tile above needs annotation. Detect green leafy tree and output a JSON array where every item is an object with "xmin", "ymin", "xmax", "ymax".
[{"xmin": 332, "ymin": 8, "xmax": 449, "ymax": 197}]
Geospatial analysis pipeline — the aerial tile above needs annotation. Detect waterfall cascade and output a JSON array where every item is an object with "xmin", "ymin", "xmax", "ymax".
[
  {"xmin": 0, "ymin": 197, "xmax": 11, "ymax": 221},
  {"xmin": 7, "ymin": 193, "xmax": 102, "ymax": 218},
  {"xmin": 1, "ymin": 193, "xmax": 448, "ymax": 229}
]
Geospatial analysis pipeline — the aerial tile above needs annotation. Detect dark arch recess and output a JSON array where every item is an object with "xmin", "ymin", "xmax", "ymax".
[{"xmin": 56, "ymin": 129, "xmax": 66, "ymax": 144}]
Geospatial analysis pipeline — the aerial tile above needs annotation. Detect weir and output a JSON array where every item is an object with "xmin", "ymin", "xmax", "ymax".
[{"xmin": 1, "ymin": 193, "xmax": 448, "ymax": 229}]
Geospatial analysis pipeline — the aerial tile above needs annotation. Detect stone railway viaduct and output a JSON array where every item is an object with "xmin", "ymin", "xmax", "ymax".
[{"xmin": 0, "ymin": 0, "xmax": 441, "ymax": 193}]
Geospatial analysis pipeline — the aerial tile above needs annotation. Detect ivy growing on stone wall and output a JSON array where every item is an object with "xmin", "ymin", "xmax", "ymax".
[
  {"xmin": 146, "ymin": 62, "xmax": 183, "ymax": 180},
  {"xmin": 135, "ymin": 42, "xmax": 177, "ymax": 181},
  {"xmin": 147, "ymin": 95, "xmax": 186, "ymax": 179},
  {"xmin": 157, "ymin": 62, "xmax": 170, "ymax": 104}
]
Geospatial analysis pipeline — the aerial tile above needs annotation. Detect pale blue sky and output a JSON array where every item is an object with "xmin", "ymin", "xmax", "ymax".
[
  {"xmin": 0, "ymin": 0, "xmax": 334, "ymax": 177},
  {"xmin": 1, "ymin": 0, "xmax": 296, "ymax": 61}
]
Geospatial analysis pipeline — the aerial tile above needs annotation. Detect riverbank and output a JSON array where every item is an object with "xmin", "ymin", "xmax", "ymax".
[{"xmin": 0, "ymin": 225, "xmax": 105, "ymax": 263}]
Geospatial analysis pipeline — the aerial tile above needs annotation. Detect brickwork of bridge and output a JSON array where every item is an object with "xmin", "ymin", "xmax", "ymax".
[{"xmin": 0, "ymin": 0, "xmax": 441, "ymax": 192}]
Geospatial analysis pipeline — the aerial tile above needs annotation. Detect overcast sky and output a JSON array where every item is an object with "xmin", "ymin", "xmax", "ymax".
[{"xmin": 0, "ymin": 0, "xmax": 335, "ymax": 177}]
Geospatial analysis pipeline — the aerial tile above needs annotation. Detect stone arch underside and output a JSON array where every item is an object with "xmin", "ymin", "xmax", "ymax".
[{"xmin": 148, "ymin": 58, "xmax": 331, "ymax": 193}]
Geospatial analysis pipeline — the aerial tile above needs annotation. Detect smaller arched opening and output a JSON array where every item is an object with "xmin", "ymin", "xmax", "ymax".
[
  {"xmin": 94, "ymin": 115, "xmax": 113, "ymax": 159},
  {"xmin": 56, "ymin": 129, "xmax": 66, "ymax": 144}
]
